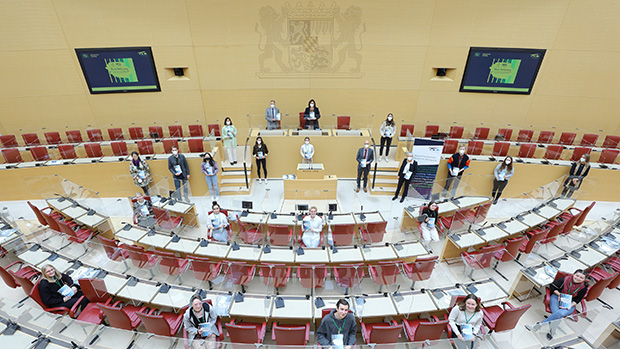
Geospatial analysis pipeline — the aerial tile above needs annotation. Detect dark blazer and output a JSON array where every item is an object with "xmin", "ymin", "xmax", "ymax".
[
  {"xmin": 356, "ymin": 147, "xmax": 374, "ymax": 168},
  {"xmin": 253, "ymin": 143, "xmax": 269, "ymax": 157},
  {"xmin": 398, "ymin": 159, "xmax": 418, "ymax": 180},
  {"xmin": 303, "ymin": 107, "xmax": 321, "ymax": 121},
  {"xmin": 39, "ymin": 274, "xmax": 75, "ymax": 307},
  {"xmin": 168, "ymin": 153, "xmax": 190, "ymax": 179}
]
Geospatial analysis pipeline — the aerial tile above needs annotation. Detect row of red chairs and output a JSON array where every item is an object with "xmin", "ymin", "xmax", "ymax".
[{"xmin": 0, "ymin": 125, "xmax": 222, "ymax": 148}]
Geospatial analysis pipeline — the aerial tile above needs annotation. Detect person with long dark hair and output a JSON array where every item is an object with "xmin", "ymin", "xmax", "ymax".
[
  {"xmin": 201, "ymin": 153, "xmax": 219, "ymax": 201},
  {"xmin": 253, "ymin": 137, "xmax": 269, "ymax": 183},
  {"xmin": 491, "ymin": 156, "xmax": 514, "ymax": 204},
  {"xmin": 222, "ymin": 117, "xmax": 238, "ymax": 165},
  {"xmin": 303, "ymin": 99, "xmax": 321, "ymax": 130},
  {"xmin": 378, "ymin": 113, "xmax": 396, "ymax": 162},
  {"xmin": 129, "ymin": 151, "xmax": 152, "ymax": 195},
  {"xmin": 207, "ymin": 202, "xmax": 229, "ymax": 243}
]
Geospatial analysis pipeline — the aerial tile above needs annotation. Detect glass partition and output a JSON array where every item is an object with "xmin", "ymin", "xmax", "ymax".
[{"xmin": 247, "ymin": 111, "xmax": 375, "ymax": 132}]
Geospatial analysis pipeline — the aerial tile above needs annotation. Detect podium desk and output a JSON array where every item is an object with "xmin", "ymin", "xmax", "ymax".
[
  {"xmin": 270, "ymin": 296, "xmax": 313, "ymax": 321},
  {"xmin": 260, "ymin": 246, "xmax": 295, "ymax": 263},
  {"xmin": 295, "ymin": 248, "xmax": 329, "ymax": 264},
  {"xmin": 138, "ymin": 232, "xmax": 175, "ymax": 248},
  {"xmin": 296, "ymin": 163, "xmax": 324, "ymax": 179},
  {"xmin": 451, "ymin": 196, "xmax": 492, "ymax": 209},
  {"xmin": 229, "ymin": 294, "xmax": 272, "ymax": 319},
  {"xmin": 393, "ymin": 291, "xmax": 438, "ymax": 315},
  {"xmin": 393, "ymin": 241, "xmax": 429, "ymax": 262},
  {"xmin": 353, "ymin": 212, "xmax": 385, "ymax": 226},
  {"xmin": 283, "ymin": 175, "xmax": 337, "ymax": 199},
  {"xmin": 15, "ymin": 160, "xmax": 48, "ymax": 168},
  {"xmin": 76, "ymin": 213, "xmax": 113, "ymax": 237},
  {"xmin": 227, "ymin": 244, "xmax": 263, "ymax": 262},
  {"xmin": 436, "ymin": 201, "xmax": 459, "ymax": 214},
  {"xmin": 589, "ymin": 236, "xmax": 620, "ymax": 256},
  {"xmin": 44, "ymin": 258, "xmax": 75, "ymax": 274},
  {"xmin": 440, "ymin": 233, "xmax": 485, "ymax": 260},
  {"xmin": 194, "ymin": 241, "xmax": 230, "ymax": 260},
  {"xmin": 73, "ymin": 157, "xmax": 103, "ymax": 164},
  {"xmin": 533, "ymin": 205, "xmax": 561, "ymax": 220},
  {"xmin": 326, "ymin": 213, "xmax": 356, "ymax": 225},
  {"xmin": 117, "ymin": 280, "xmax": 158, "ymax": 304},
  {"xmin": 44, "ymin": 159, "xmax": 75, "ymax": 166},
  {"xmin": 151, "ymin": 287, "xmax": 195, "ymax": 309},
  {"xmin": 100, "ymin": 155, "xmax": 129, "ymax": 163},
  {"xmin": 329, "ymin": 245, "xmax": 363, "ymax": 264},
  {"xmin": 547, "ymin": 197, "xmax": 576, "ymax": 212},
  {"xmin": 46, "ymin": 197, "xmax": 74, "ymax": 211},
  {"xmin": 115, "ymin": 225, "xmax": 148, "ymax": 244},
  {"xmin": 361, "ymin": 244, "xmax": 398, "ymax": 262},
  {"xmin": 351, "ymin": 293, "xmax": 398, "ymax": 318},
  {"xmin": 466, "ymin": 279, "xmax": 508, "ymax": 303},
  {"xmin": 165, "ymin": 237, "xmax": 201, "ymax": 256},
  {"xmin": 101, "ymin": 273, "xmax": 129, "ymax": 294},
  {"xmin": 61, "ymin": 205, "xmax": 89, "ymax": 219},
  {"xmin": 552, "ymin": 256, "xmax": 588, "ymax": 274},
  {"xmin": 161, "ymin": 200, "xmax": 199, "ymax": 227}
]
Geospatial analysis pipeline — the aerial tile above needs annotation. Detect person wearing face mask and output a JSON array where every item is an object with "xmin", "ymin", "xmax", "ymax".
[
  {"xmin": 201, "ymin": 153, "xmax": 220, "ymax": 201},
  {"xmin": 253, "ymin": 137, "xmax": 269, "ymax": 183},
  {"xmin": 444, "ymin": 145, "xmax": 470, "ymax": 198},
  {"xmin": 393, "ymin": 153, "xmax": 418, "ymax": 203},
  {"xmin": 303, "ymin": 99, "xmax": 321, "ymax": 130},
  {"xmin": 129, "ymin": 151, "xmax": 152, "ymax": 195},
  {"xmin": 168, "ymin": 145, "xmax": 191, "ymax": 202},
  {"xmin": 448, "ymin": 294, "xmax": 483, "ymax": 349},
  {"xmin": 302, "ymin": 206, "xmax": 324, "ymax": 248},
  {"xmin": 222, "ymin": 117, "xmax": 238, "ymax": 165},
  {"xmin": 491, "ymin": 156, "xmax": 514, "ymax": 204},
  {"xmin": 561, "ymin": 154, "xmax": 590, "ymax": 198},
  {"xmin": 300, "ymin": 137, "xmax": 315, "ymax": 167},
  {"xmin": 355, "ymin": 140, "xmax": 374, "ymax": 193},
  {"xmin": 379, "ymin": 113, "xmax": 396, "ymax": 162},
  {"xmin": 133, "ymin": 192, "xmax": 155, "ymax": 228},
  {"xmin": 208, "ymin": 202, "xmax": 230, "ymax": 243},
  {"xmin": 265, "ymin": 100, "xmax": 280, "ymax": 130}
]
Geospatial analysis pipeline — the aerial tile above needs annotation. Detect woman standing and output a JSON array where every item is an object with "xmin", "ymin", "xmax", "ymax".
[
  {"xmin": 379, "ymin": 113, "xmax": 396, "ymax": 162},
  {"xmin": 491, "ymin": 156, "xmax": 514, "ymax": 204},
  {"xmin": 448, "ymin": 294, "xmax": 483, "ymax": 349},
  {"xmin": 561, "ymin": 154, "xmax": 590, "ymax": 198},
  {"xmin": 222, "ymin": 117, "xmax": 238, "ymax": 165},
  {"xmin": 38, "ymin": 264, "xmax": 90, "ymax": 311},
  {"xmin": 201, "ymin": 153, "xmax": 219, "ymax": 201},
  {"xmin": 183, "ymin": 294, "xmax": 219, "ymax": 349},
  {"xmin": 253, "ymin": 137, "xmax": 268, "ymax": 183},
  {"xmin": 129, "ymin": 151, "xmax": 152, "ymax": 195},
  {"xmin": 303, "ymin": 99, "xmax": 321, "ymax": 130},
  {"xmin": 208, "ymin": 202, "xmax": 229, "ymax": 243}
]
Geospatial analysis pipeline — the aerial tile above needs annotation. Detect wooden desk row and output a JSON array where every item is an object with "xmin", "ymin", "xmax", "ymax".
[
  {"xmin": 401, "ymin": 195, "xmax": 493, "ymax": 232},
  {"xmin": 46, "ymin": 197, "xmax": 114, "ymax": 237}
]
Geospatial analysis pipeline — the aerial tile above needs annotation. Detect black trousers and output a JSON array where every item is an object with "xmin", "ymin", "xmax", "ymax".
[
  {"xmin": 379, "ymin": 137, "xmax": 392, "ymax": 156},
  {"xmin": 140, "ymin": 185, "xmax": 150, "ymax": 195},
  {"xmin": 492, "ymin": 179, "xmax": 508, "ymax": 200},
  {"xmin": 56, "ymin": 291, "xmax": 90, "ymax": 311},
  {"xmin": 357, "ymin": 166, "xmax": 370, "ymax": 189},
  {"xmin": 256, "ymin": 158, "xmax": 267, "ymax": 178},
  {"xmin": 394, "ymin": 177, "xmax": 411, "ymax": 199}
]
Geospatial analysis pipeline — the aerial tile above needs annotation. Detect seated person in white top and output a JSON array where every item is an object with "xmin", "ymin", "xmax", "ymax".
[
  {"xmin": 300, "ymin": 137, "xmax": 315, "ymax": 166},
  {"xmin": 302, "ymin": 206, "xmax": 324, "ymax": 248},
  {"xmin": 133, "ymin": 193, "xmax": 155, "ymax": 228},
  {"xmin": 448, "ymin": 294, "xmax": 484, "ymax": 349},
  {"xmin": 207, "ymin": 202, "xmax": 229, "ymax": 243}
]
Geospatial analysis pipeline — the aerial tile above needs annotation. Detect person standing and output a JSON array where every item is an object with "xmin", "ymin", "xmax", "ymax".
[
  {"xmin": 183, "ymin": 294, "xmax": 219, "ymax": 349},
  {"xmin": 444, "ymin": 145, "xmax": 470, "ymax": 198},
  {"xmin": 129, "ymin": 151, "xmax": 152, "ymax": 195},
  {"xmin": 379, "ymin": 113, "xmax": 396, "ymax": 162},
  {"xmin": 393, "ymin": 153, "xmax": 418, "ymax": 203},
  {"xmin": 168, "ymin": 145, "xmax": 190, "ymax": 201},
  {"xmin": 316, "ymin": 299, "xmax": 357, "ymax": 349},
  {"xmin": 303, "ymin": 99, "xmax": 321, "ymax": 130},
  {"xmin": 201, "ymin": 153, "xmax": 219, "ymax": 201},
  {"xmin": 222, "ymin": 117, "xmax": 238, "ymax": 165},
  {"xmin": 355, "ymin": 140, "xmax": 374, "ymax": 193},
  {"xmin": 561, "ymin": 154, "xmax": 590, "ymax": 198},
  {"xmin": 302, "ymin": 206, "xmax": 324, "ymax": 248},
  {"xmin": 300, "ymin": 137, "xmax": 315, "ymax": 167},
  {"xmin": 491, "ymin": 156, "xmax": 514, "ymax": 204},
  {"xmin": 253, "ymin": 137, "xmax": 269, "ymax": 183},
  {"xmin": 265, "ymin": 100, "xmax": 280, "ymax": 130},
  {"xmin": 207, "ymin": 202, "xmax": 229, "ymax": 243},
  {"xmin": 448, "ymin": 294, "xmax": 484, "ymax": 349}
]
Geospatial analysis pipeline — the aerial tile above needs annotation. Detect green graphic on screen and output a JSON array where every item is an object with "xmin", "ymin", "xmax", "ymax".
[
  {"xmin": 104, "ymin": 58, "xmax": 138, "ymax": 83},
  {"xmin": 487, "ymin": 59, "xmax": 521, "ymax": 84}
]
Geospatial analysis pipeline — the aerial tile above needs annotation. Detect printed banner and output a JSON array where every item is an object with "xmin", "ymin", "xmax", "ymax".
[{"xmin": 409, "ymin": 138, "xmax": 444, "ymax": 200}]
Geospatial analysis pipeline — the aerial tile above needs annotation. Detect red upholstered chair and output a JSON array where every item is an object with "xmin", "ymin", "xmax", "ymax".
[
  {"xmin": 467, "ymin": 140, "xmax": 484, "ymax": 155},
  {"xmin": 0, "ymin": 135, "xmax": 18, "ymax": 147},
  {"xmin": 499, "ymin": 236, "xmax": 526, "ymax": 263},
  {"xmin": 168, "ymin": 125, "xmax": 183, "ymax": 138},
  {"xmin": 470, "ymin": 201, "xmax": 492, "ymax": 224},
  {"xmin": 137, "ymin": 308, "xmax": 186, "ymax": 336},
  {"xmin": 544, "ymin": 271, "xmax": 586, "ymax": 322},
  {"xmin": 188, "ymin": 256, "xmax": 222, "ymax": 289},
  {"xmin": 22, "ymin": 133, "xmax": 41, "ymax": 146},
  {"xmin": 537, "ymin": 131, "xmax": 555, "ymax": 144},
  {"xmin": 361, "ymin": 321, "xmax": 403, "ymax": 345},
  {"xmin": 497, "ymin": 128, "xmax": 513, "ymax": 141},
  {"xmin": 482, "ymin": 302, "xmax": 531, "ymax": 333},
  {"xmin": 425, "ymin": 125, "xmax": 439, "ymax": 138},
  {"xmin": 30, "ymin": 279, "xmax": 84, "ymax": 317},
  {"xmin": 443, "ymin": 139, "xmax": 458, "ymax": 154},
  {"xmin": 518, "ymin": 228, "xmax": 548, "ymax": 259},
  {"xmin": 96, "ymin": 235, "xmax": 129, "ymax": 261},
  {"xmin": 58, "ymin": 220, "xmax": 92, "ymax": 244},
  {"xmin": 558, "ymin": 212, "xmax": 579, "ymax": 237},
  {"xmin": 570, "ymin": 147, "xmax": 591, "ymax": 161},
  {"xmin": 334, "ymin": 263, "xmax": 365, "ymax": 293},
  {"xmin": 111, "ymin": 141, "xmax": 128, "ymax": 156},
  {"xmin": 58, "ymin": 144, "xmax": 77, "ymax": 159},
  {"xmin": 0, "ymin": 261, "xmax": 39, "ymax": 289},
  {"xmin": 30, "ymin": 146, "xmax": 50, "ymax": 161},
  {"xmin": 148, "ymin": 126, "xmax": 164, "ymax": 138},
  {"xmin": 237, "ymin": 218, "xmax": 262, "ymax": 244},
  {"xmin": 128, "ymin": 127, "xmax": 144, "ymax": 140},
  {"xmin": 272, "ymin": 323, "xmax": 310, "ymax": 346},
  {"xmin": 121, "ymin": 244, "xmax": 158, "ymax": 270},
  {"xmin": 474, "ymin": 127, "xmax": 490, "ymax": 140},
  {"xmin": 359, "ymin": 221, "xmax": 387, "ymax": 243},
  {"xmin": 259, "ymin": 263, "xmax": 291, "ymax": 289},
  {"xmin": 76, "ymin": 278, "xmax": 113, "ymax": 325},
  {"xmin": 331, "ymin": 223, "xmax": 356, "ymax": 246},
  {"xmin": 602, "ymin": 135, "xmax": 620, "ymax": 149},
  {"xmin": 589, "ymin": 267, "xmax": 620, "ymax": 291},
  {"xmin": 461, "ymin": 243, "xmax": 504, "ymax": 278},
  {"xmin": 580, "ymin": 133, "xmax": 599, "ymax": 147},
  {"xmin": 544, "ymin": 145, "xmax": 564, "ymax": 160},
  {"xmin": 492, "ymin": 142, "xmax": 510, "ymax": 157},
  {"xmin": 107, "ymin": 128, "xmax": 124, "ymax": 141},
  {"xmin": 188, "ymin": 138, "xmax": 204, "ymax": 153},
  {"xmin": 518, "ymin": 143, "xmax": 537, "ymax": 158},
  {"xmin": 152, "ymin": 250, "xmax": 189, "ymax": 278},
  {"xmin": 2, "ymin": 148, "xmax": 22, "ymax": 163},
  {"xmin": 189, "ymin": 124, "xmax": 204, "ymax": 137},
  {"xmin": 225, "ymin": 320, "xmax": 267, "ymax": 344},
  {"xmin": 27, "ymin": 201, "xmax": 63, "ymax": 226},
  {"xmin": 297, "ymin": 264, "xmax": 328, "ymax": 289},
  {"xmin": 98, "ymin": 302, "xmax": 146, "ymax": 330},
  {"xmin": 227, "ymin": 262, "xmax": 256, "ymax": 292},
  {"xmin": 152, "ymin": 207, "xmax": 183, "ymax": 232},
  {"xmin": 449, "ymin": 126, "xmax": 464, "ymax": 139},
  {"xmin": 208, "ymin": 124, "xmax": 221, "ymax": 137},
  {"xmin": 403, "ymin": 317, "xmax": 448, "ymax": 342},
  {"xmin": 582, "ymin": 273, "xmax": 613, "ymax": 310},
  {"xmin": 537, "ymin": 220, "xmax": 567, "ymax": 249},
  {"xmin": 87, "ymin": 129, "xmax": 103, "ymax": 142},
  {"xmin": 440, "ymin": 207, "xmax": 472, "ymax": 233},
  {"xmin": 44, "ymin": 132, "xmax": 62, "ymax": 145},
  {"xmin": 558, "ymin": 132, "xmax": 576, "ymax": 146},
  {"xmin": 516, "ymin": 130, "xmax": 534, "ymax": 143},
  {"xmin": 84, "ymin": 143, "xmax": 103, "ymax": 158},
  {"xmin": 267, "ymin": 224, "xmax": 293, "ymax": 246},
  {"xmin": 599, "ymin": 149, "xmax": 619, "ymax": 164},
  {"xmin": 402, "ymin": 255, "xmax": 438, "ymax": 289},
  {"xmin": 337, "ymin": 116, "xmax": 351, "ymax": 130},
  {"xmin": 368, "ymin": 261, "xmax": 401, "ymax": 292},
  {"xmin": 13, "ymin": 273, "xmax": 37, "ymax": 296},
  {"xmin": 400, "ymin": 124, "xmax": 415, "ymax": 137},
  {"xmin": 162, "ymin": 139, "xmax": 179, "ymax": 154},
  {"xmin": 137, "ymin": 140, "xmax": 154, "ymax": 155},
  {"xmin": 298, "ymin": 112, "xmax": 306, "ymax": 129},
  {"xmin": 571, "ymin": 201, "xmax": 596, "ymax": 227}
]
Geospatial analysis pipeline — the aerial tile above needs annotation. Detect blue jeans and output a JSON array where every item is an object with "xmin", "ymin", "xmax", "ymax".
[
  {"xmin": 541, "ymin": 294, "xmax": 575, "ymax": 323},
  {"xmin": 205, "ymin": 175, "xmax": 219, "ymax": 196},
  {"xmin": 173, "ymin": 178, "xmax": 189, "ymax": 200}
]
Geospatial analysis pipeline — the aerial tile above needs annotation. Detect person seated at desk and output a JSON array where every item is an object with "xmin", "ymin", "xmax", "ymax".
[
  {"xmin": 129, "ymin": 151, "xmax": 152, "ymax": 195},
  {"xmin": 393, "ymin": 153, "xmax": 418, "ymax": 203},
  {"xmin": 419, "ymin": 201, "xmax": 440, "ymax": 248},
  {"xmin": 561, "ymin": 154, "xmax": 590, "ymax": 198},
  {"xmin": 265, "ymin": 100, "xmax": 280, "ymax": 130},
  {"xmin": 303, "ymin": 99, "xmax": 321, "ymax": 130},
  {"xmin": 183, "ymin": 294, "xmax": 219, "ymax": 349},
  {"xmin": 208, "ymin": 202, "xmax": 229, "ymax": 243},
  {"xmin": 302, "ymin": 206, "xmax": 324, "ymax": 248},
  {"xmin": 133, "ymin": 193, "xmax": 155, "ymax": 228},
  {"xmin": 448, "ymin": 294, "xmax": 483, "ymax": 349},
  {"xmin": 317, "ymin": 298, "xmax": 356, "ymax": 349},
  {"xmin": 38, "ymin": 264, "xmax": 90, "ymax": 312},
  {"xmin": 300, "ymin": 137, "xmax": 315, "ymax": 166}
]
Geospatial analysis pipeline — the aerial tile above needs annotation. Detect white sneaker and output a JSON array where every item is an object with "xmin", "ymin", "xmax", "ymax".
[
  {"xmin": 264, "ymin": 178, "xmax": 268, "ymax": 184},
  {"xmin": 378, "ymin": 155, "xmax": 382, "ymax": 162},
  {"xmin": 211, "ymin": 196, "xmax": 215, "ymax": 201},
  {"xmin": 215, "ymin": 195, "xmax": 219, "ymax": 201},
  {"xmin": 385, "ymin": 157, "xmax": 389, "ymax": 162}
]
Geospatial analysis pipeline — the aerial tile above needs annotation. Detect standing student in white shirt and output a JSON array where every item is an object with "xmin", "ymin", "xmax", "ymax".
[
  {"xmin": 393, "ymin": 153, "xmax": 418, "ymax": 203},
  {"xmin": 378, "ymin": 113, "xmax": 396, "ymax": 162},
  {"xmin": 302, "ymin": 206, "xmax": 324, "ymax": 248},
  {"xmin": 300, "ymin": 137, "xmax": 315, "ymax": 166},
  {"xmin": 207, "ymin": 202, "xmax": 229, "ymax": 243},
  {"xmin": 265, "ymin": 100, "xmax": 280, "ymax": 130},
  {"xmin": 355, "ymin": 140, "xmax": 374, "ymax": 193}
]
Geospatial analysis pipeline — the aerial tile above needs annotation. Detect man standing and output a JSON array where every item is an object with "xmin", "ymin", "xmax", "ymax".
[
  {"xmin": 168, "ymin": 145, "xmax": 190, "ymax": 201},
  {"xmin": 393, "ymin": 152, "xmax": 418, "ymax": 203},
  {"xmin": 444, "ymin": 145, "xmax": 470, "ymax": 198},
  {"xmin": 355, "ymin": 140, "xmax": 374, "ymax": 193},
  {"xmin": 265, "ymin": 100, "xmax": 280, "ymax": 130},
  {"xmin": 316, "ymin": 299, "xmax": 357, "ymax": 349}
]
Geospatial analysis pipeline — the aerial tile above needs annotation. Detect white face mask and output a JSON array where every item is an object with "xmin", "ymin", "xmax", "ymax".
[
  {"xmin": 580, "ymin": 157, "xmax": 585, "ymax": 162},
  {"xmin": 257, "ymin": 140, "xmax": 261, "ymax": 144},
  {"xmin": 459, "ymin": 150, "xmax": 465, "ymax": 155},
  {"xmin": 505, "ymin": 160, "xmax": 511, "ymax": 165},
  {"xmin": 407, "ymin": 157, "xmax": 413, "ymax": 161},
  {"xmin": 172, "ymin": 150, "xmax": 178, "ymax": 155},
  {"xmin": 364, "ymin": 144, "xmax": 369, "ymax": 148},
  {"xmin": 226, "ymin": 121, "xmax": 231, "ymax": 125},
  {"xmin": 305, "ymin": 141, "xmax": 310, "ymax": 145},
  {"xmin": 270, "ymin": 104, "xmax": 275, "ymax": 108},
  {"xmin": 310, "ymin": 103, "xmax": 314, "ymax": 107},
  {"xmin": 387, "ymin": 117, "xmax": 393, "ymax": 121}
]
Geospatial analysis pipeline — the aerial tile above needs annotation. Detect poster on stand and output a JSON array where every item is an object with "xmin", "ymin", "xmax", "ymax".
[{"xmin": 409, "ymin": 138, "xmax": 444, "ymax": 200}]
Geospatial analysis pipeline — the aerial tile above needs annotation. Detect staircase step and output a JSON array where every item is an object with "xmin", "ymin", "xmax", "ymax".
[
  {"xmin": 220, "ymin": 186, "xmax": 250, "ymax": 194},
  {"xmin": 370, "ymin": 186, "xmax": 396, "ymax": 195},
  {"xmin": 221, "ymin": 178, "xmax": 247, "ymax": 184},
  {"xmin": 373, "ymin": 178, "xmax": 398, "ymax": 185}
]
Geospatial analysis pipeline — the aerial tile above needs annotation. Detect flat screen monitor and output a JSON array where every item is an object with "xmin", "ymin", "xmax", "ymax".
[
  {"xmin": 459, "ymin": 47, "xmax": 546, "ymax": 95},
  {"xmin": 75, "ymin": 47, "xmax": 161, "ymax": 94},
  {"xmin": 296, "ymin": 204, "xmax": 309, "ymax": 211},
  {"xmin": 242, "ymin": 201, "xmax": 253, "ymax": 209}
]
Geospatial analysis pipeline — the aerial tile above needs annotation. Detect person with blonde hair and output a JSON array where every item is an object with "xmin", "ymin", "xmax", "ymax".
[
  {"xmin": 38, "ymin": 264, "xmax": 89, "ymax": 311},
  {"xmin": 302, "ymin": 206, "xmax": 324, "ymax": 248}
]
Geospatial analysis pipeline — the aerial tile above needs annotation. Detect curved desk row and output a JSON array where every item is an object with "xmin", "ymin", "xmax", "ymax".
[
  {"xmin": 46, "ymin": 197, "xmax": 113, "ymax": 236},
  {"xmin": 400, "ymin": 195, "xmax": 492, "ymax": 233}
]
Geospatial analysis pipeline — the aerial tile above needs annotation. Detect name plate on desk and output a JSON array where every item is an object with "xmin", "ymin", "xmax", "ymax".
[
  {"xmin": 335, "ymin": 130, "xmax": 362, "ymax": 137},
  {"xmin": 259, "ymin": 130, "xmax": 285, "ymax": 136}
]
